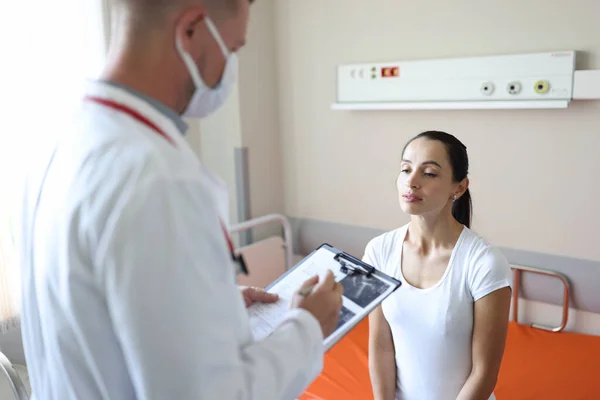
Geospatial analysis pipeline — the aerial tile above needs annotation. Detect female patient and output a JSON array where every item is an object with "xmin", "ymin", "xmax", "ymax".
[{"xmin": 365, "ymin": 131, "xmax": 512, "ymax": 400}]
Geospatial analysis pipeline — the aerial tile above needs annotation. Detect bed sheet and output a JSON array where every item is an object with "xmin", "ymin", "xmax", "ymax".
[
  {"xmin": 494, "ymin": 321, "xmax": 600, "ymax": 399},
  {"xmin": 299, "ymin": 318, "xmax": 373, "ymax": 400},
  {"xmin": 299, "ymin": 320, "xmax": 600, "ymax": 400}
]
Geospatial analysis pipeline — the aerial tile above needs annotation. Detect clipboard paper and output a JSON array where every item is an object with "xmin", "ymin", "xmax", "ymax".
[{"xmin": 247, "ymin": 244, "xmax": 402, "ymax": 351}]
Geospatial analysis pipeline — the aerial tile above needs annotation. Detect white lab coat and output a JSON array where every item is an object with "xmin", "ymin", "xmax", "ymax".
[{"xmin": 18, "ymin": 81, "xmax": 324, "ymax": 400}]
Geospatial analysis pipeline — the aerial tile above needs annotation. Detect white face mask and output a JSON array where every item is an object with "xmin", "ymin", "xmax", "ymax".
[{"xmin": 176, "ymin": 17, "xmax": 238, "ymax": 119}]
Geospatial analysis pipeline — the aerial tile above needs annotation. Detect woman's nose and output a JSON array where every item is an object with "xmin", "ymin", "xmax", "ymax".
[{"xmin": 406, "ymin": 174, "xmax": 419, "ymax": 189}]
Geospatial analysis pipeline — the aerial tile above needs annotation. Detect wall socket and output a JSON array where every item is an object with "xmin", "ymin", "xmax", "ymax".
[
  {"xmin": 480, "ymin": 82, "xmax": 495, "ymax": 96},
  {"xmin": 534, "ymin": 80, "xmax": 550, "ymax": 94},
  {"xmin": 507, "ymin": 81, "xmax": 522, "ymax": 95}
]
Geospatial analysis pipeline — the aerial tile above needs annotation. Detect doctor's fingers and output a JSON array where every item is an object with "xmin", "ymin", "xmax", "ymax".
[
  {"xmin": 315, "ymin": 270, "xmax": 336, "ymax": 291},
  {"xmin": 245, "ymin": 287, "xmax": 279, "ymax": 302},
  {"xmin": 326, "ymin": 282, "xmax": 344, "ymax": 308},
  {"xmin": 298, "ymin": 275, "xmax": 320, "ymax": 291}
]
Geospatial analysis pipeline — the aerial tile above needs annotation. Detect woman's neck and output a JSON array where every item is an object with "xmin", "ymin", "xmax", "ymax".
[{"xmin": 407, "ymin": 212, "xmax": 464, "ymax": 253}]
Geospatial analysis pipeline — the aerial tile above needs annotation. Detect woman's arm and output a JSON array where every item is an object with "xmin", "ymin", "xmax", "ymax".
[
  {"xmin": 456, "ymin": 286, "xmax": 512, "ymax": 400},
  {"xmin": 368, "ymin": 305, "xmax": 397, "ymax": 400}
]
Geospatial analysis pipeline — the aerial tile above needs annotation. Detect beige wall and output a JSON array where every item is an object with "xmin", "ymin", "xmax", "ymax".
[
  {"xmin": 270, "ymin": 0, "xmax": 600, "ymax": 261},
  {"xmin": 197, "ymin": 85, "xmax": 244, "ymax": 228},
  {"xmin": 238, "ymin": 0, "xmax": 285, "ymax": 238}
]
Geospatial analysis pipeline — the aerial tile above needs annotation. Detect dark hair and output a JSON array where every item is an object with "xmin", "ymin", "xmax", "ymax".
[{"xmin": 402, "ymin": 130, "xmax": 472, "ymax": 228}]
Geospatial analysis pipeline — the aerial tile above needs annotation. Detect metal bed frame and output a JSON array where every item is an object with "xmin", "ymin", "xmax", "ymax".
[
  {"xmin": 229, "ymin": 213, "xmax": 294, "ymax": 272},
  {"xmin": 0, "ymin": 350, "xmax": 28, "ymax": 400},
  {"xmin": 511, "ymin": 264, "xmax": 571, "ymax": 333}
]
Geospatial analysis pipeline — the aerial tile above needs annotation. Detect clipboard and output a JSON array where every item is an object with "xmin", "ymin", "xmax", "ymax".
[{"xmin": 247, "ymin": 243, "xmax": 402, "ymax": 351}]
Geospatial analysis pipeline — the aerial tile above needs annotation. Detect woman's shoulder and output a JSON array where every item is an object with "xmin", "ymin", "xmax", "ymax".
[
  {"xmin": 363, "ymin": 223, "xmax": 409, "ymax": 265},
  {"xmin": 459, "ymin": 227, "xmax": 507, "ymax": 263},
  {"xmin": 457, "ymin": 227, "xmax": 512, "ymax": 295},
  {"xmin": 365, "ymin": 223, "xmax": 409, "ymax": 250}
]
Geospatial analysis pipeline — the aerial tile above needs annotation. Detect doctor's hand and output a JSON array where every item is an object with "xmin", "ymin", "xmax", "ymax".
[
  {"xmin": 240, "ymin": 286, "xmax": 279, "ymax": 308},
  {"xmin": 291, "ymin": 270, "xmax": 344, "ymax": 338}
]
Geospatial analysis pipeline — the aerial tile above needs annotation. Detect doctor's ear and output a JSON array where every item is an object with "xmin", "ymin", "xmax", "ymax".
[
  {"xmin": 186, "ymin": 14, "xmax": 205, "ymax": 37},
  {"xmin": 176, "ymin": 7, "xmax": 206, "ymax": 41}
]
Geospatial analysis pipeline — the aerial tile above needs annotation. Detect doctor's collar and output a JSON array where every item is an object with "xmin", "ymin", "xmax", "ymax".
[{"xmin": 98, "ymin": 80, "xmax": 189, "ymax": 136}]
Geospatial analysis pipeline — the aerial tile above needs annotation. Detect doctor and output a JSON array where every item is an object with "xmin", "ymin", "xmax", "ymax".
[{"xmin": 18, "ymin": 0, "xmax": 344, "ymax": 399}]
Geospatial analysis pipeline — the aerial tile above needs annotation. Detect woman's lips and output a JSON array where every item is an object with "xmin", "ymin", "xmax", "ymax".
[{"xmin": 402, "ymin": 194, "xmax": 423, "ymax": 202}]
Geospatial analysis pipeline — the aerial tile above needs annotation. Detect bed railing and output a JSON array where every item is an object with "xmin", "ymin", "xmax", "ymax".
[
  {"xmin": 0, "ymin": 350, "xmax": 28, "ymax": 400},
  {"xmin": 229, "ymin": 213, "xmax": 293, "ymax": 271},
  {"xmin": 511, "ymin": 264, "xmax": 571, "ymax": 333}
]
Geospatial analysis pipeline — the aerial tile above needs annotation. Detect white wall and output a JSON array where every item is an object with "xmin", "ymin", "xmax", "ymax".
[
  {"xmin": 238, "ymin": 0, "xmax": 285, "ymax": 239},
  {"xmin": 273, "ymin": 0, "xmax": 600, "ymax": 262},
  {"xmin": 195, "ymin": 85, "xmax": 244, "ymax": 228}
]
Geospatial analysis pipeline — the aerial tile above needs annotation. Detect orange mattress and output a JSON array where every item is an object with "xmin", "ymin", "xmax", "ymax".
[{"xmin": 300, "ymin": 320, "xmax": 600, "ymax": 400}]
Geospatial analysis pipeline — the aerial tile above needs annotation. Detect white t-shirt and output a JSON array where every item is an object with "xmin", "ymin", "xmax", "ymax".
[{"xmin": 363, "ymin": 223, "xmax": 512, "ymax": 400}]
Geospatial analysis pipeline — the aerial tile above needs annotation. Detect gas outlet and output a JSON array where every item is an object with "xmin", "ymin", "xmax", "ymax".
[
  {"xmin": 480, "ymin": 82, "xmax": 495, "ymax": 96},
  {"xmin": 534, "ymin": 80, "xmax": 550, "ymax": 94},
  {"xmin": 507, "ymin": 81, "xmax": 522, "ymax": 95}
]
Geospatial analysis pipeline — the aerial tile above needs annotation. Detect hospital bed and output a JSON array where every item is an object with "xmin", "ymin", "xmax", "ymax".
[
  {"xmin": 0, "ymin": 349, "xmax": 29, "ymax": 400},
  {"xmin": 231, "ymin": 215, "xmax": 600, "ymax": 400},
  {"xmin": 298, "ymin": 266, "xmax": 600, "ymax": 400},
  {"xmin": 493, "ymin": 265, "xmax": 600, "ymax": 399},
  {"xmin": 231, "ymin": 213, "xmax": 296, "ymax": 288}
]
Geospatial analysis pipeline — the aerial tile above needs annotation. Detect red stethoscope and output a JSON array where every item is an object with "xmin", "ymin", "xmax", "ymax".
[{"xmin": 84, "ymin": 95, "xmax": 248, "ymax": 275}]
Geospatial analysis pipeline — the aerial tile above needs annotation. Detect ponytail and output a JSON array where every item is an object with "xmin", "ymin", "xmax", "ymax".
[{"xmin": 452, "ymin": 188, "xmax": 472, "ymax": 228}]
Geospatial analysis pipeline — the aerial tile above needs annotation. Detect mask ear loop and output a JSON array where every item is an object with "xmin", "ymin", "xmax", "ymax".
[
  {"xmin": 175, "ymin": 35, "xmax": 205, "ymax": 89},
  {"xmin": 204, "ymin": 16, "xmax": 239, "ymax": 88},
  {"xmin": 204, "ymin": 17, "xmax": 231, "ymax": 58}
]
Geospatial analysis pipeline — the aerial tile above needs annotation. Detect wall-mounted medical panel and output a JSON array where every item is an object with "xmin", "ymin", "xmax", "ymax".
[
  {"xmin": 334, "ymin": 51, "xmax": 577, "ymax": 109},
  {"xmin": 573, "ymin": 70, "xmax": 600, "ymax": 100}
]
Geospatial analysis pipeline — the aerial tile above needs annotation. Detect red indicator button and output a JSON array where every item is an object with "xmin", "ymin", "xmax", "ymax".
[{"xmin": 381, "ymin": 66, "xmax": 399, "ymax": 77}]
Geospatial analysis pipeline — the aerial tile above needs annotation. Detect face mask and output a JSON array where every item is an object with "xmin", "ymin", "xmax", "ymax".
[{"xmin": 176, "ymin": 17, "xmax": 238, "ymax": 119}]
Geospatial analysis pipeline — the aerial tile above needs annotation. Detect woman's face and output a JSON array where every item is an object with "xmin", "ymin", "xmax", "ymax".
[{"xmin": 397, "ymin": 138, "xmax": 464, "ymax": 217}]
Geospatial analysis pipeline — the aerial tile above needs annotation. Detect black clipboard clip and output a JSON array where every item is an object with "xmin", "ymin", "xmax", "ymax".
[{"xmin": 334, "ymin": 252, "xmax": 375, "ymax": 277}]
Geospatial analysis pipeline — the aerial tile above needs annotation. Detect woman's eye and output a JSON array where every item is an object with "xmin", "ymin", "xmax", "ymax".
[
  {"xmin": 401, "ymin": 169, "xmax": 410, "ymax": 174},
  {"xmin": 424, "ymin": 172, "xmax": 437, "ymax": 177}
]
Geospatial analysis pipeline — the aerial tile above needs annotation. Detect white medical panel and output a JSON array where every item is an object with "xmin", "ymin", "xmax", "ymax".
[
  {"xmin": 572, "ymin": 70, "xmax": 600, "ymax": 100},
  {"xmin": 335, "ymin": 51, "xmax": 576, "ymax": 105}
]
